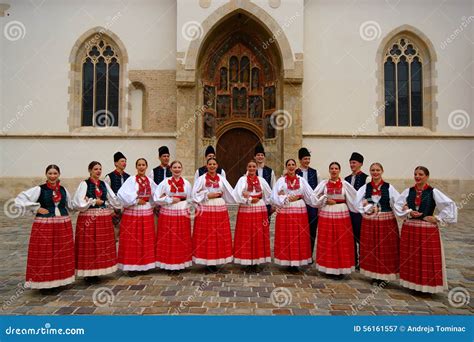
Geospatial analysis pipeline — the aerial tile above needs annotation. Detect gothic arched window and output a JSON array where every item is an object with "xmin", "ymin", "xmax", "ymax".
[
  {"xmin": 81, "ymin": 39, "xmax": 121, "ymax": 127},
  {"xmin": 384, "ymin": 37, "xmax": 423, "ymax": 126}
]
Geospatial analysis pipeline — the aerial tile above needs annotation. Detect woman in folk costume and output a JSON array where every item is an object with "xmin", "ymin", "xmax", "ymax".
[
  {"xmin": 14, "ymin": 165, "xmax": 75, "ymax": 292},
  {"xmin": 354, "ymin": 162, "xmax": 400, "ymax": 283},
  {"xmin": 153, "ymin": 160, "xmax": 193, "ymax": 271},
  {"xmin": 117, "ymin": 158, "xmax": 158, "ymax": 275},
  {"xmin": 271, "ymin": 159, "xmax": 316, "ymax": 270},
  {"xmin": 192, "ymin": 157, "xmax": 235, "ymax": 272},
  {"xmin": 394, "ymin": 166, "xmax": 457, "ymax": 293},
  {"xmin": 72, "ymin": 161, "xmax": 121, "ymax": 283},
  {"xmin": 232, "ymin": 159, "xmax": 272, "ymax": 269},
  {"xmin": 313, "ymin": 162, "xmax": 358, "ymax": 277}
]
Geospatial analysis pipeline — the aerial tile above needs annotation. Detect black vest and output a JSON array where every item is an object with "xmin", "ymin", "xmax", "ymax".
[
  {"xmin": 261, "ymin": 166, "xmax": 273, "ymax": 188},
  {"xmin": 345, "ymin": 172, "xmax": 368, "ymax": 191},
  {"xmin": 406, "ymin": 186, "xmax": 436, "ymax": 219},
  {"xmin": 37, "ymin": 184, "xmax": 68, "ymax": 217},
  {"xmin": 85, "ymin": 179, "xmax": 108, "ymax": 209},
  {"xmin": 153, "ymin": 166, "xmax": 172, "ymax": 185},
  {"xmin": 107, "ymin": 171, "xmax": 130, "ymax": 194},
  {"xmin": 364, "ymin": 182, "xmax": 392, "ymax": 212},
  {"xmin": 296, "ymin": 167, "xmax": 318, "ymax": 190},
  {"xmin": 198, "ymin": 166, "xmax": 223, "ymax": 177}
]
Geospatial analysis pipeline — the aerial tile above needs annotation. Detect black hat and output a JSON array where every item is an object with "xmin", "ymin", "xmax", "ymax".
[
  {"xmin": 298, "ymin": 147, "xmax": 311, "ymax": 160},
  {"xmin": 349, "ymin": 152, "xmax": 364, "ymax": 163},
  {"xmin": 114, "ymin": 151, "xmax": 126, "ymax": 162},
  {"xmin": 205, "ymin": 145, "xmax": 215, "ymax": 157},
  {"xmin": 254, "ymin": 144, "xmax": 265, "ymax": 156},
  {"xmin": 158, "ymin": 146, "xmax": 170, "ymax": 157}
]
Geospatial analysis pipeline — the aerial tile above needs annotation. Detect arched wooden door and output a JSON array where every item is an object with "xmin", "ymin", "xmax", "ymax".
[{"xmin": 217, "ymin": 128, "xmax": 261, "ymax": 186}]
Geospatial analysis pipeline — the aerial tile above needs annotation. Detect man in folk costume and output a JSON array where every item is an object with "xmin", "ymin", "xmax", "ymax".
[
  {"xmin": 296, "ymin": 147, "xmax": 319, "ymax": 261},
  {"xmin": 194, "ymin": 145, "xmax": 226, "ymax": 183},
  {"xmin": 147, "ymin": 146, "xmax": 172, "ymax": 219},
  {"xmin": 254, "ymin": 144, "xmax": 275, "ymax": 218},
  {"xmin": 104, "ymin": 151, "xmax": 130, "ymax": 240},
  {"xmin": 344, "ymin": 152, "xmax": 368, "ymax": 269},
  {"xmin": 149, "ymin": 146, "xmax": 172, "ymax": 186}
]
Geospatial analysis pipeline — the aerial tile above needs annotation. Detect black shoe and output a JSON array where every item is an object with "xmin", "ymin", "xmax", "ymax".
[
  {"xmin": 39, "ymin": 288, "xmax": 55, "ymax": 295},
  {"xmin": 84, "ymin": 276, "xmax": 100, "ymax": 284},
  {"xmin": 126, "ymin": 271, "xmax": 137, "ymax": 277},
  {"xmin": 206, "ymin": 265, "xmax": 218, "ymax": 273}
]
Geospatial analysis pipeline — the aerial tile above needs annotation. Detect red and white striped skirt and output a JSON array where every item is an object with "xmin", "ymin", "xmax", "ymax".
[
  {"xmin": 26, "ymin": 216, "xmax": 75, "ymax": 289},
  {"xmin": 274, "ymin": 200, "xmax": 312, "ymax": 266},
  {"xmin": 316, "ymin": 203, "xmax": 355, "ymax": 274},
  {"xmin": 234, "ymin": 201, "xmax": 271, "ymax": 265},
  {"xmin": 155, "ymin": 201, "xmax": 192, "ymax": 270},
  {"xmin": 75, "ymin": 208, "xmax": 117, "ymax": 277},
  {"xmin": 359, "ymin": 211, "xmax": 399, "ymax": 281},
  {"xmin": 118, "ymin": 205, "xmax": 156, "ymax": 271},
  {"xmin": 399, "ymin": 219, "xmax": 447, "ymax": 293},
  {"xmin": 192, "ymin": 198, "xmax": 233, "ymax": 265}
]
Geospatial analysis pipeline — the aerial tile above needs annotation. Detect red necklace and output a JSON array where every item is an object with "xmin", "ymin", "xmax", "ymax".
[
  {"xmin": 46, "ymin": 181, "xmax": 62, "ymax": 203},
  {"xmin": 205, "ymin": 173, "xmax": 220, "ymax": 188},
  {"xmin": 370, "ymin": 179, "xmax": 384, "ymax": 196},
  {"xmin": 90, "ymin": 177, "xmax": 103, "ymax": 198},
  {"xmin": 285, "ymin": 174, "xmax": 300, "ymax": 190},
  {"xmin": 414, "ymin": 183, "xmax": 429, "ymax": 207},
  {"xmin": 247, "ymin": 175, "xmax": 262, "ymax": 193},
  {"xmin": 168, "ymin": 177, "xmax": 184, "ymax": 193}
]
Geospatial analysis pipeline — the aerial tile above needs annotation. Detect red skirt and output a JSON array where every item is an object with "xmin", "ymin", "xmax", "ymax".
[
  {"xmin": 274, "ymin": 200, "xmax": 312, "ymax": 266},
  {"xmin": 399, "ymin": 219, "xmax": 447, "ymax": 293},
  {"xmin": 26, "ymin": 216, "xmax": 75, "ymax": 289},
  {"xmin": 155, "ymin": 202, "xmax": 192, "ymax": 270},
  {"xmin": 118, "ymin": 206, "xmax": 156, "ymax": 271},
  {"xmin": 192, "ymin": 198, "xmax": 233, "ymax": 265},
  {"xmin": 75, "ymin": 209, "xmax": 117, "ymax": 277},
  {"xmin": 316, "ymin": 204, "xmax": 355, "ymax": 274},
  {"xmin": 234, "ymin": 202, "xmax": 271, "ymax": 265},
  {"xmin": 359, "ymin": 211, "xmax": 399, "ymax": 280}
]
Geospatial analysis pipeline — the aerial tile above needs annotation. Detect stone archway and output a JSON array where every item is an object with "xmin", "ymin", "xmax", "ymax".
[{"xmin": 175, "ymin": 2, "xmax": 303, "ymax": 180}]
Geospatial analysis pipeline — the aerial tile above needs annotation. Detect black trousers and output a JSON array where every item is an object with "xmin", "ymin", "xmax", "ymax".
[
  {"xmin": 349, "ymin": 211, "xmax": 363, "ymax": 266},
  {"xmin": 307, "ymin": 206, "xmax": 318, "ymax": 258}
]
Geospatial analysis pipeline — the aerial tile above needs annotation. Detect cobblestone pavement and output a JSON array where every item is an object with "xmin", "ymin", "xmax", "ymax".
[{"xmin": 0, "ymin": 202, "xmax": 472, "ymax": 316}]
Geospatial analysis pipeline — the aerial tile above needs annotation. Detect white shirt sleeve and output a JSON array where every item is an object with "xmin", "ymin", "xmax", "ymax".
[
  {"xmin": 72, "ymin": 181, "xmax": 94, "ymax": 212},
  {"xmin": 105, "ymin": 182, "xmax": 122, "ymax": 210},
  {"xmin": 343, "ymin": 180, "xmax": 358, "ymax": 213},
  {"xmin": 433, "ymin": 189, "xmax": 458, "ymax": 224},
  {"xmin": 232, "ymin": 177, "xmax": 248, "ymax": 205},
  {"xmin": 355, "ymin": 184, "xmax": 372, "ymax": 214},
  {"xmin": 117, "ymin": 177, "xmax": 138, "ymax": 208},
  {"xmin": 312, "ymin": 180, "xmax": 328, "ymax": 208},
  {"xmin": 270, "ymin": 177, "xmax": 287, "ymax": 207},
  {"xmin": 15, "ymin": 186, "xmax": 41, "ymax": 215},
  {"xmin": 393, "ymin": 188, "xmax": 412, "ymax": 218}
]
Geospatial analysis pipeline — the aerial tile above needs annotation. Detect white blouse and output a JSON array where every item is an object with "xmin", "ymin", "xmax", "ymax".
[
  {"xmin": 232, "ymin": 175, "xmax": 272, "ymax": 205},
  {"xmin": 117, "ymin": 175, "xmax": 158, "ymax": 208},
  {"xmin": 153, "ymin": 177, "xmax": 192, "ymax": 206},
  {"xmin": 191, "ymin": 174, "xmax": 235, "ymax": 204},
  {"xmin": 72, "ymin": 180, "xmax": 122, "ymax": 212},
  {"xmin": 394, "ymin": 187, "xmax": 458, "ymax": 224},
  {"xmin": 15, "ymin": 185, "xmax": 74, "ymax": 216},
  {"xmin": 313, "ymin": 179, "xmax": 358, "ymax": 212},
  {"xmin": 270, "ymin": 175, "xmax": 316, "ymax": 207}
]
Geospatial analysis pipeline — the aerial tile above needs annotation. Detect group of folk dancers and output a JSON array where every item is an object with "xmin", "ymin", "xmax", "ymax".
[{"xmin": 15, "ymin": 145, "xmax": 457, "ymax": 295}]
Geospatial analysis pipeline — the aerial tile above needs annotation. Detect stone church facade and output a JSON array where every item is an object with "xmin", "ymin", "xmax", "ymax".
[{"xmin": 0, "ymin": 0, "xmax": 472, "ymax": 201}]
